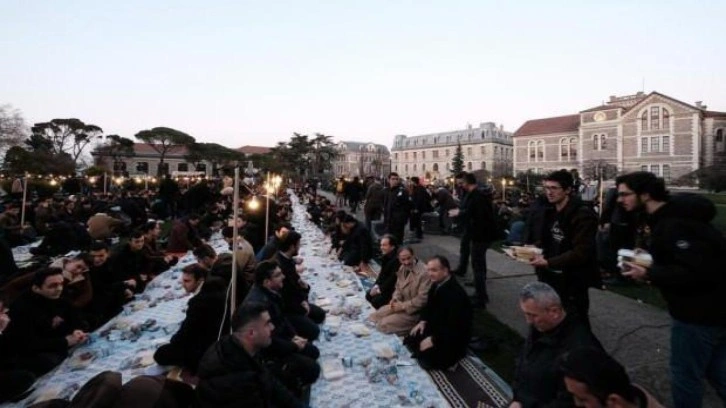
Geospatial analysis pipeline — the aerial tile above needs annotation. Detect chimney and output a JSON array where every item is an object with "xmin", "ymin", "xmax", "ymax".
[
  {"xmin": 609, "ymin": 95, "xmax": 617, "ymax": 102},
  {"xmin": 695, "ymin": 101, "xmax": 707, "ymax": 109}
]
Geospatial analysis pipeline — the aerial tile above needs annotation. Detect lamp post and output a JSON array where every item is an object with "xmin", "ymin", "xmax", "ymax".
[{"xmin": 501, "ymin": 178, "xmax": 506, "ymax": 201}]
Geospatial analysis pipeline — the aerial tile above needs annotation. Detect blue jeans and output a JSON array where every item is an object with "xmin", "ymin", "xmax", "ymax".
[
  {"xmin": 670, "ymin": 319, "xmax": 726, "ymax": 408},
  {"xmin": 470, "ymin": 241, "xmax": 490, "ymax": 304}
]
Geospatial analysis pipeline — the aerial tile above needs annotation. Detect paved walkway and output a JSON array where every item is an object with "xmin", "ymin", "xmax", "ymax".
[{"xmin": 313, "ymin": 190, "xmax": 720, "ymax": 407}]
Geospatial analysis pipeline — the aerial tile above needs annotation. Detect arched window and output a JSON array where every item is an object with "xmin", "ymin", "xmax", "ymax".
[
  {"xmin": 528, "ymin": 141, "xmax": 536, "ymax": 162},
  {"xmin": 593, "ymin": 134, "xmax": 607, "ymax": 151},
  {"xmin": 650, "ymin": 106, "xmax": 660, "ymax": 130},
  {"xmin": 662, "ymin": 108, "xmax": 670, "ymax": 128},
  {"xmin": 560, "ymin": 137, "xmax": 577, "ymax": 161},
  {"xmin": 536, "ymin": 140, "xmax": 545, "ymax": 161},
  {"xmin": 433, "ymin": 163, "xmax": 439, "ymax": 172},
  {"xmin": 641, "ymin": 111, "xmax": 648, "ymax": 130},
  {"xmin": 481, "ymin": 161, "xmax": 486, "ymax": 170}
]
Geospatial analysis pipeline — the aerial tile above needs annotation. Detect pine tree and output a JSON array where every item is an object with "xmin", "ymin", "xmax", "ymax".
[{"xmin": 452, "ymin": 142, "xmax": 464, "ymax": 174}]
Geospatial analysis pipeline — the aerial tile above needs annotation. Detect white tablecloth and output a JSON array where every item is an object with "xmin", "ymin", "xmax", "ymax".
[
  {"xmin": 2, "ymin": 237, "xmax": 229, "ymax": 407},
  {"xmin": 291, "ymin": 195, "xmax": 449, "ymax": 408}
]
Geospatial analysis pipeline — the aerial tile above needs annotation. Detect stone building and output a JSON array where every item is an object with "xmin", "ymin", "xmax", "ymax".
[
  {"xmin": 95, "ymin": 144, "xmax": 271, "ymax": 177},
  {"xmin": 390, "ymin": 122, "xmax": 514, "ymax": 181},
  {"xmin": 331, "ymin": 141, "xmax": 391, "ymax": 179},
  {"xmin": 513, "ymin": 91, "xmax": 726, "ymax": 182}
]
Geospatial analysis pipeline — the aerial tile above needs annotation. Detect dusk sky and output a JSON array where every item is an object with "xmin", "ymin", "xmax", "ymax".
[{"xmin": 2, "ymin": 0, "xmax": 725, "ymax": 149}]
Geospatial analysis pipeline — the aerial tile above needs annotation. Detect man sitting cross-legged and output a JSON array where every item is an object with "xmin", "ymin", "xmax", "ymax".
[{"xmin": 404, "ymin": 255, "xmax": 472, "ymax": 370}]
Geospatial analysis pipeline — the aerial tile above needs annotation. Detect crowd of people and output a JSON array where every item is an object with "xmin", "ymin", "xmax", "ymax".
[{"xmin": 0, "ymin": 167, "xmax": 723, "ymax": 408}]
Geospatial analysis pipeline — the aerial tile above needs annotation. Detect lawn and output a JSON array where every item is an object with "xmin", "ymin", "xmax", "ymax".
[{"xmin": 470, "ymin": 310, "xmax": 524, "ymax": 384}]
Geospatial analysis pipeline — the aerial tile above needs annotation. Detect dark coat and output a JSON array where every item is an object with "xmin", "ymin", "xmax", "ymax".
[
  {"xmin": 459, "ymin": 187, "xmax": 498, "ymax": 243},
  {"xmin": 87, "ymin": 261, "xmax": 127, "ymax": 327},
  {"xmin": 196, "ymin": 335, "xmax": 303, "ymax": 408},
  {"xmin": 166, "ymin": 219, "xmax": 202, "ymax": 253},
  {"xmin": 274, "ymin": 253, "xmax": 309, "ymax": 316},
  {"xmin": 339, "ymin": 221, "xmax": 373, "ymax": 265},
  {"xmin": 156, "ymin": 278, "xmax": 229, "ymax": 373},
  {"xmin": 513, "ymin": 313, "xmax": 602, "ymax": 408},
  {"xmin": 420, "ymin": 277, "xmax": 472, "ymax": 365},
  {"xmin": 645, "ymin": 194, "xmax": 726, "ymax": 326},
  {"xmin": 373, "ymin": 251, "xmax": 400, "ymax": 302},
  {"xmin": 383, "ymin": 185, "xmax": 411, "ymax": 227},
  {"xmin": 364, "ymin": 182, "xmax": 385, "ymax": 217},
  {"xmin": 108, "ymin": 244, "xmax": 151, "ymax": 293},
  {"xmin": 243, "ymin": 284, "xmax": 299, "ymax": 357},
  {"xmin": 411, "ymin": 185, "xmax": 432, "ymax": 213},
  {"xmin": 532, "ymin": 197, "xmax": 600, "ymax": 289},
  {"xmin": 6, "ymin": 291, "xmax": 82, "ymax": 357}
]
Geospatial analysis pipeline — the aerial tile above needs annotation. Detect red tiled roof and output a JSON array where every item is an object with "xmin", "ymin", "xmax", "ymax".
[
  {"xmin": 513, "ymin": 114, "xmax": 580, "ymax": 137},
  {"xmin": 133, "ymin": 144, "xmax": 190, "ymax": 156},
  {"xmin": 236, "ymin": 145, "xmax": 272, "ymax": 155}
]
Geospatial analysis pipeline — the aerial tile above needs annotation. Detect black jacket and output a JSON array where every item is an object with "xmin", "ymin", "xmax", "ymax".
[
  {"xmin": 196, "ymin": 335, "xmax": 303, "ymax": 408},
  {"xmin": 645, "ymin": 194, "xmax": 726, "ymax": 326},
  {"xmin": 6, "ymin": 291, "xmax": 82, "ymax": 357},
  {"xmin": 459, "ymin": 187, "xmax": 498, "ymax": 242},
  {"xmin": 420, "ymin": 278, "xmax": 472, "ymax": 365},
  {"xmin": 243, "ymin": 284, "xmax": 299, "ymax": 357},
  {"xmin": 530, "ymin": 196, "xmax": 600, "ymax": 288},
  {"xmin": 374, "ymin": 251, "xmax": 401, "ymax": 302},
  {"xmin": 274, "ymin": 253, "xmax": 309, "ymax": 316},
  {"xmin": 108, "ymin": 244, "xmax": 151, "ymax": 293},
  {"xmin": 411, "ymin": 185, "xmax": 432, "ymax": 213},
  {"xmin": 340, "ymin": 221, "xmax": 373, "ymax": 264},
  {"xmin": 383, "ymin": 185, "xmax": 411, "ymax": 226},
  {"xmin": 163, "ymin": 278, "xmax": 229, "ymax": 373},
  {"xmin": 513, "ymin": 313, "xmax": 602, "ymax": 408}
]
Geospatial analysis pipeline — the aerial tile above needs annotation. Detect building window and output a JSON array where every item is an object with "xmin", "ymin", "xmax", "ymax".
[
  {"xmin": 650, "ymin": 137, "xmax": 660, "ymax": 152},
  {"xmin": 177, "ymin": 163, "xmax": 188, "ymax": 172},
  {"xmin": 433, "ymin": 150, "xmax": 439, "ymax": 158},
  {"xmin": 641, "ymin": 111, "xmax": 648, "ymax": 130},
  {"xmin": 394, "ymin": 153, "xmax": 398, "ymax": 160},
  {"xmin": 446, "ymin": 162, "xmax": 450, "ymax": 170},
  {"xmin": 641, "ymin": 165, "xmax": 648, "ymax": 172},
  {"xmin": 405, "ymin": 164, "xmax": 408, "ymax": 172},
  {"xmin": 196, "ymin": 163, "xmax": 206, "ymax": 172},
  {"xmin": 136, "ymin": 162, "xmax": 149, "ymax": 173},
  {"xmin": 445, "ymin": 149, "xmax": 450, "ymax": 157},
  {"xmin": 395, "ymin": 165, "xmax": 398, "ymax": 171},
  {"xmin": 433, "ymin": 163, "xmax": 439, "ymax": 172},
  {"xmin": 641, "ymin": 137, "xmax": 649, "ymax": 153},
  {"xmin": 422, "ymin": 151, "xmax": 426, "ymax": 159},
  {"xmin": 404, "ymin": 153, "xmax": 409, "ymax": 160},
  {"xmin": 537, "ymin": 140, "xmax": 544, "ymax": 161},
  {"xmin": 716, "ymin": 129, "xmax": 725, "ymax": 153},
  {"xmin": 481, "ymin": 161, "xmax": 486, "ymax": 170},
  {"xmin": 662, "ymin": 109, "xmax": 670, "ymax": 127},
  {"xmin": 560, "ymin": 137, "xmax": 577, "ymax": 161},
  {"xmin": 480, "ymin": 146, "xmax": 485, "ymax": 154},
  {"xmin": 467, "ymin": 162, "xmax": 472, "ymax": 170},
  {"xmin": 650, "ymin": 107, "xmax": 660, "ymax": 130},
  {"xmin": 593, "ymin": 134, "xmax": 607, "ymax": 151},
  {"xmin": 422, "ymin": 163, "xmax": 426, "ymax": 171},
  {"xmin": 413, "ymin": 164, "xmax": 417, "ymax": 172},
  {"xmin": 528, "ymin": 141, "xmax": 536, "ymax": 161},
  {"xmin": 663, "ymin": 164, "xmax": 671, "ymax": 182},
  {"xmin": 662, "ymin": 135, "xmax": 670, "ymax": 152},
  {"xmin": 466, "ymin": 147, "xmax": 472, "ymax": 157},
  {"xmin": 113, "ymin": 161, "xmax": 127, "ymax": 172},
  {"xmin": 413, "ymin": 152, "xmax": 417, "ymax": 160}
]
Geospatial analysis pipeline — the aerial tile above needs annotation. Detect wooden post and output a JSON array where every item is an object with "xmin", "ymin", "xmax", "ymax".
[{"xmin": 20, "ymin": 176, "xmax": 28, "ymax": 226}]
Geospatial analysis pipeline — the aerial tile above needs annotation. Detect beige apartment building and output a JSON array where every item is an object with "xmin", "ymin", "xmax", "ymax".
[
  {"xmin": 331, "ymin": 141, "xmax": 391, "ymax": 179},
  {"xmin": 391, "ymin": 122, "xmax": 514, "ymax": 181},
  {"xmin": 513, "ymin": 91, "xmax": 726, "ymax": 182}
]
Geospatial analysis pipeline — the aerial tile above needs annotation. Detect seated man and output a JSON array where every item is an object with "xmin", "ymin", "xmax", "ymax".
[
  {"xmin": 5, "ymin": 268, "xmax": 88, "ymax": 375},
  {"xmin": 559, "ymin": 347, "xmax": 664, "ymax": 408},
  {"xmin": 274, "ymin": 231, "xmax": 325, "ymax": 341},
  {"xmin": 87, "ymin": 241, "xmax": 130, "ymax": 328},
  {"xmin": 107, "ymin": 229, "xmax": 151, "ymax": 293},
  {"xmin": 194, "ymin": 244, "xmax": 249, "ymax": 302},
  {"xmin": 141, "ymin": 220, "xmax": 178, "ymax": 276},
  {"xmin": 404, "ymin": 255, "xmax": 472, "ymax": 370},
  {"xmin": 221, "ymin": 226, "xmax": 256, "ymax": 290},
  {"xmin": 196, "ymin": 302, "xmax": 304, "ymax": 408},
  {"xmin": 255, "ymin": 223, "xmax": 291, "ymax": 262},
  {"xmin": 154, "ymin": 264, "xmax": 228, "ymax": 374},
  {"xmin": 243, "ymin": 261, "xmax": 320, "ymax": 391},
  {"xmin": 369, "ymin": 246, "xmax": 431, "ymax": 336},
  {"xmin": 338, "ymin": 214, "xmax": 373, "ymax": 269},
  {"xmin": 509, "ymin": 282, "xmax": 602, "ymax": 408},
  {"xmin": 0, "ymin": 296, "xmax": 36, "ymax": 403},
  {"xmin": 366, "ymin": 234, "xmax": 401, "ymax": 309},
  {"xmin": 166, "ymin": 213, "xmax": 203, "ymax": 253}
]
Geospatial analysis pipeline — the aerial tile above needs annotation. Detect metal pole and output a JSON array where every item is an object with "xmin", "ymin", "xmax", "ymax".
[
  {"xmin": 230, "ymin": 166, "xmax": 240, "ymax": 322},
  {"xmin": 20, "ymin": 176, "xmax": 28, "ymax": 226},
  {"xmin": 265, "ymin": 171, "xmax": 270, "ymax": 241}
]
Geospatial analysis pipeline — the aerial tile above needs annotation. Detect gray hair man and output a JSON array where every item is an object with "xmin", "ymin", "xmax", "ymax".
[{"xmin": 509, "ymin": 282, "xmax": 602, "ymax": 408}]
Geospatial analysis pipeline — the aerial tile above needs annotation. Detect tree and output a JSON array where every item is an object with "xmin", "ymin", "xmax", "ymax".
[
  {"xmin": 515, "ymin": 170, "xmax": 546, "ymax": 194},
  {"xmin": 309, "ymin": 133, "xmax": 338, "ymax": 177},
  {"xmin": 0, "ymin": 104, "xmax": 26, "ymax": 160},
  {"xmin": 135, "ymin": 127, "xmax": 196, "ymax": 176},
  {"xmin": 92, "ymin": 135, "xmax": 135, "ymax": 171},
  {"xmin": 185, "ymin": 142, "xmax": 244, "ymax": 173},
  {"xmin": 30, "ymin": 118, "xmax": 103, "ymax": 166},
  {"xmin": 3, "ymin": 145, "xmax": 75, "ymax": 176},
  {"xmin": 451, "ymin": 142, "xmax": 464, "ymax": 175}
]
